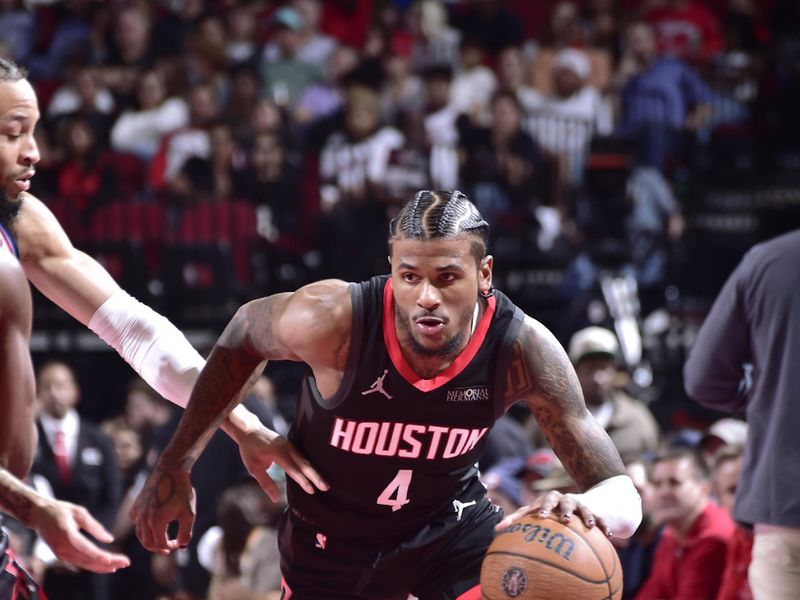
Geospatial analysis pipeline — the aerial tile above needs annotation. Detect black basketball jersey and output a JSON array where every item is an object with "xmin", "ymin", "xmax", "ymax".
[{"xmin": 287, "ymin": 275, "xmax": 524, "ymax": 544}]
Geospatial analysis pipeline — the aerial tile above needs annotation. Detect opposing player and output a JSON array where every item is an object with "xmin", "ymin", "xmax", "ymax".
[
  {"xmin": 0, "ymin": 57, "xmax": 323, "ymax": 498},
  {"xmin": 0, "ymin": 206, "xmax": 129, "ymax": 599},
  {"xmin": 132, "ymin": 190, "xmax": 642, "ymax": 598}
]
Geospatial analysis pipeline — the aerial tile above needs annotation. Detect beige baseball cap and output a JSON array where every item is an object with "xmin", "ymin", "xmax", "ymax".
[{"xmin": 568, "ymin": 326, "xmax": 619, "ymax": 364}]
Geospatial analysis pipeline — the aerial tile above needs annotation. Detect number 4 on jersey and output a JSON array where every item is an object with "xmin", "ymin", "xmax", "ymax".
[{"xmin": 377, "ymin": 469, "xmax": 412, "ymax": 512}]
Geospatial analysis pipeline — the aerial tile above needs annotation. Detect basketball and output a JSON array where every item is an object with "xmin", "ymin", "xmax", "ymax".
[{"xmin": 480, "ymin": 515, "xmax": 622, "ymax": 600}]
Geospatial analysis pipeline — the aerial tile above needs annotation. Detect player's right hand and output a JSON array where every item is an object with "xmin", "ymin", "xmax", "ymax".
[
  {"xmin": 130, "ymin": 463, "xmax": 196, "ymax": 554},
  {"xmin": 236, "ymin": 424, "xmax": 329, "ymax": 502},
  {"xmin": 32, "ymin": 498, "xmax": 130, "ymax": 573}
]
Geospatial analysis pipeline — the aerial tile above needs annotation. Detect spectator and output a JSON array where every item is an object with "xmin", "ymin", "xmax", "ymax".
[
  {"xmin": 450, "ymin": 36, "xmax": 497, "ymax": 120},
  {"xmin": 379, "ymin": 32, "xmax": 424, "ymax": 126},
  {"xmin": 110, "ymin": 69, "xmax": 189, "ymax": 160},
  {"xmin": 227, "ymin": 64, "xmax": 263, "ymax": 144},
  {"xmin": 260, "ymin": 6, "xmax": 325, "ymax": 107},
  {"xmin": 293, "ymin": 45, "xmax": 359, "ymax": 127},
  {"xmin": 174, "ymin": 122, "xmax": 246, "ymax": 203},
  {"xmin": 238, "ymin": 132, "xmax": 301, "ymax": 244},
  {"xmin": 421, "ymin": 64, "xmax": 461, "ymax": 189},
  {"xmin": 203, "ymin": 481, "xmax": 284, "ymax": 600},
  {"xmin": 407, "ymin": 0, "xmax": 461, "ymax": 72},
  {"xmin": 712, "ymin": 445, "xmax": 753, "ymax": 600},
  {"xmin": 148, "ymin": 82, "xmax": 221, "ymax": 191},
  {"xmin": 617, "ymin": 21, "xmax": 712, "ymax": 167},
  {"xmin": 121, "ymin": 379, "xmax": 174, "ymax": 449},
  {"xmin": 242, "ymin": 376, "xmax": 289, "ymax": 437},
  {"xmin": 530, "ymin": 1, "xmax": 614, "ymax": 96},
  {"xmin": 47, "ymin": 66, "xmax": 116, "ymax": 139},
  {"xmin": 318, "ymin": 83, "xmax": 404, "ymax": 279},
  {"xmin": 615, "ymin": 456, "xmax": 663, "ymax": 600},
  {"xmin": 56, "ymin": 117, "xmax": 119, "ymax": 213},
  {"xmin": 698, "ymin": 418, "xmax": 748, "ymax": 471},
  {"xmin": 645, "ymin": 0, "xmax": 724, "ymax": 63},
  {"xmin": 225, "ymin": 2, "xmax": 261, "ymax": 66},
  {"xmin": 635, "ymin": 448, "xmax": 734, "ymax": 600},
  {"xmin": 25, "ymin": 1, "xmax": 94, "ymax": 82},
  {"xmin": 495, "ymin": 45, "xmax": 542, "ymax": 117},
  {"xmin": 480, "ymin": 413, "xmax": 534, "ymax": 473},
  {"xmin": 0, "ymin": 0, "xmax": 34, "ymax": 64},
  {"xmin": 528, "ymin": 326, "xmax": 660, "ymax": 462},
  {"xmin": 527, "ymin": 48, "xmax": 613, "ymax": 186},
  {"xmin": 96, "ymin": 3, "xmax": 156, "ymax": 102},
  {"xmin": 32, "ymin": 360, "xmax": 122, "ymax": 600},
  {"xmin": 263, "ymin": 0, "xmax": 338, "ymax": 67},
  {"xmin": 459, "ymin": 90, "xmax": 547, "ymax": 229}
]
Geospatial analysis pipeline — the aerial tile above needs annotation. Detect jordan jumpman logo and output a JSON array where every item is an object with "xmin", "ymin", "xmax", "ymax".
[
  {"xmin": 362, "ymin": 369, "xmax": 392, "ymax": 399},
  {"xmin": 453, "ymin": 499, "xmax": 476, "ymax": 521}
]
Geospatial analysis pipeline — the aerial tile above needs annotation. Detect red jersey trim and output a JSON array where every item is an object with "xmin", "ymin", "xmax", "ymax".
[{"xmin": 382, "ymin": 278, "xmax": 496, "ymax": 392}]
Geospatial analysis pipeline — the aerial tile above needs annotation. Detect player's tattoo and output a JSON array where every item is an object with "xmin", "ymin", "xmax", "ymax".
[
  {"xmin": 505, "ymin": 340, "xmax": 534, "ymax": 402},
  {"xmin": 513, "ymin": 320, "xmax": 624, "ymax": 490},
  {"xmin": 0, "ymin": 471, "xmax": 34, "ymax": 525},
  {"xmin": 153, "ymin": 471, "xmax": 175, "ymax": 509}
]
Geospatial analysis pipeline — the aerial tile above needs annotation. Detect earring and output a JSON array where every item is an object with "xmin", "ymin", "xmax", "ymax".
[{"xmin": 479, "ymin": 287, "xmax": 494, "ymax": 299}]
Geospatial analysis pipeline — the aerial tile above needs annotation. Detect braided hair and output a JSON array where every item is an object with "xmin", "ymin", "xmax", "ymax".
[
  {"xmin": 0, "ymin": 57, "xmax": 26, "ymax": 83},
  {"xmin": 389, "ymin": 190, "xmax": 489, "ymax": 262}
]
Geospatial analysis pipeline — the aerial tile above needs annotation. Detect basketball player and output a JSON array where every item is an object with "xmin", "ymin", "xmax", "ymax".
[
  {"xmin": 0, "ymin": 198, "xmax": 129, "ymax": 599},
  {"xmin": 132, "ymin": 191, "xmax": 642, "ymax": 598},
  {"xmin": 0, "ymin": 58, "xmax": 323, "ymax": 501}
]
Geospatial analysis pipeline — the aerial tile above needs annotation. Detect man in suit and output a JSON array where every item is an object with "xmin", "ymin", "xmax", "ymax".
[{"xmin": 32, "ymin": 360, "xmax": 121, "ymax": 600}]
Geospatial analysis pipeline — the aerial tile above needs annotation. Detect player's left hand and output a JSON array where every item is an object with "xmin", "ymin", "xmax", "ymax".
[
  {"xmin": 130, "ymin": 463, "xmax": 196, "ymax": 554},
  {"xmin": 236, "ymin": 423, "xmax": 329, "ymax": 503},
  {"xmin": 494, "ymin": 490, "xmax": 611, "ymax": 536}
]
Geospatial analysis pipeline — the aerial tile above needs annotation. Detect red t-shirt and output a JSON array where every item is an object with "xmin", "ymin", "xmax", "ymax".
[
  {"xmin": 717, "ymin": 525, "xmax": 753, "ymax": 600},
  {"xmin": 635, "ymin": 501, "xmax": 734, "ymax": 600}
]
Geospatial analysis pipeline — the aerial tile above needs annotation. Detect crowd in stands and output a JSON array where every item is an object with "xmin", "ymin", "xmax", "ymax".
[{"xmin": 4, "ymin": 0, "xmax": 799, "ymax": 598}]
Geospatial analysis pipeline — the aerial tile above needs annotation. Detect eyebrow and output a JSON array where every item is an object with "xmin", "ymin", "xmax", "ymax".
[
  {"xmin": 396, "ymin": 262, "xmax": 465, "ymax": 272},
  {"xmin": 1, "ymin": 114, "xmax": 38, "ymax": 124}
]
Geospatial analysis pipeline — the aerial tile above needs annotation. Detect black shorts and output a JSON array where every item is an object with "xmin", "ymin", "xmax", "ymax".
[
  {"xmin": 278, "ymin": 494, "xmax": 502, "ymax": 600},
  {"xmin": 0, "ymin": 530, "xmax": 43, "ymax": 600}
]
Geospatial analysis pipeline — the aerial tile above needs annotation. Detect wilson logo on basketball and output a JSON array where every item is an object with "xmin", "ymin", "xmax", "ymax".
[
  {"xmin": 499, "ymin": 523, "xmax": 576, "ymax": 561},
  {"xmin": 501, "ymin": 567, "xmax": 527, "ymax": 597}
]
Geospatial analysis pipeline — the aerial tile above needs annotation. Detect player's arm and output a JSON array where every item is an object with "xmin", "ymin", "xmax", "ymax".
[
  {"xmin": 0, "ymin": 470, "xmax": 130, "ymax": 573},
  {"xmin": 131, "ymin": 280, "xmax": 347, "ymax": 553},
  {"xmin": 498, "ymin": 316, "xmax": 642, "ymax": 539},
  {"xmin": 683, "ymin": 257, "xmax": 751, "ymax": 414},
  {"xmin": 0, "ymin": 257, "xmax": 129, "ymax": 573},
  {"xmin": 0, "ymin": 257, "xmax": 36, "ymax": 479},
  {"xmin": 13, "ymin": 193, "xmax": 263, "ymax": 441}
]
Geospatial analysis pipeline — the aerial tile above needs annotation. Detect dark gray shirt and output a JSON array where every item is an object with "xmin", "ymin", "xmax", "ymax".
[{"xmin": 684, "ymin": 229, "xmax": 800, "ymax": 527}]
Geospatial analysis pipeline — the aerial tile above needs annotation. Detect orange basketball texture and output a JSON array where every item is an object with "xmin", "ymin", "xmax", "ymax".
[{"xmin": 480, "ymin": 515, "xmax": 622, "ymax": 600}]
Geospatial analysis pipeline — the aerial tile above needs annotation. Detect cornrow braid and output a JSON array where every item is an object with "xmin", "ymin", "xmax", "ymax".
[
  {"xmin": 0, "ymin": 57, "xmax": 26, "ymax": 83},
  {"xmin": 389, "ymin": 190, "xmax": 489, "ymax": 261}
]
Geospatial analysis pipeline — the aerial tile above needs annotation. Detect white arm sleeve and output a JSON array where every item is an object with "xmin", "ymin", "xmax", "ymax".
[
  {"xmin": 567, "ymin": 475, "xmax": 642, "ymax": 539},
  {"xmin": 88, "ymin": 290, "xmax": 204, "ymax": 407}
]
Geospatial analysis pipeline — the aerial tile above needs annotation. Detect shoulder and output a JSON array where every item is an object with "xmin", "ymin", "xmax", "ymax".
[
  {"xmin": 502, "ymin": 314, "xmax": 575, "ymax": 405},
  {"xmin": 12, "ymin": 193, "xmax": 74, "ymax": 263},
  {"xmin": 274, "ymin": 279, "xmax": 353, "ymax": 360}
]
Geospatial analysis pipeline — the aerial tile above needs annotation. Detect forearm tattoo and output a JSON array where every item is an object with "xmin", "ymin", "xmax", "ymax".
[
  {"xmin": 512, "ymin": 327, "xmax": 625, "ymax": 490},
  {"xmin": 0, "ymin": 470, "xmax": 35, "ymax": 526}
]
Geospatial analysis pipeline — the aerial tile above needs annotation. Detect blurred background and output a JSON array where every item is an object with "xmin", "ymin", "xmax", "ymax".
[{"xmin": 4, "ymin": 0, "xmax": 797, "ymax": 598}]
